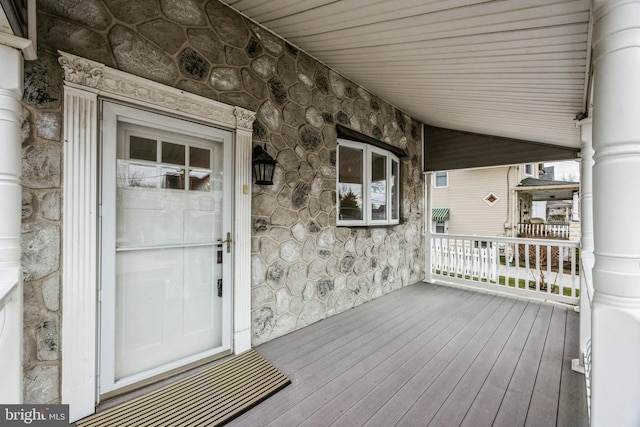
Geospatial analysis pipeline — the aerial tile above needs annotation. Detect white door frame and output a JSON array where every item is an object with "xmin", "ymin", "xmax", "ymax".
[{"xmin": 59, "ymin": 51, "xmax": 255, "ymax": 422}]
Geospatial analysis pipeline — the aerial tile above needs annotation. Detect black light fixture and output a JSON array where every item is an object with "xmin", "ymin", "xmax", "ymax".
[{"xmin": 252, "ymin": 144, "xmax": 277, "ymax": 185}]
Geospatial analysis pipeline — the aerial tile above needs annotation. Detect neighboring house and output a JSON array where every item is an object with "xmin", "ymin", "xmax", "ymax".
[
  {"xmin": 431, "ymin": 164, "xmax": 540, "ymax": 237},
  {"xmin": 515, "ymin": 177, "xmax": 580, "ymax": 240},
  {"xmin": 431, "ymin": 166, "xmax": 580, "ymax": 241}
]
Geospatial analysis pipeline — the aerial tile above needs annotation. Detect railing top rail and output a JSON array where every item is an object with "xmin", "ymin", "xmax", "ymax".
[
  {"xmin": 433, "ymin": 233, "xmax": 580, "ymax": 248},
  {"xmin": 518, "ymin": 222, "xmax": 570, "ymax": 226}
]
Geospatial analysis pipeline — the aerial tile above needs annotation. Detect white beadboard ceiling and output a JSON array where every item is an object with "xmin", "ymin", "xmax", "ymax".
[{"xmin": 222, "ymin": 0, "xmax": 591, "ymax": 149}]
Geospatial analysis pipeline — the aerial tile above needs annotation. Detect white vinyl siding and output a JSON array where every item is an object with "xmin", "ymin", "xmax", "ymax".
[{"xmin": 431, "ymin": 166, "xmax": 518, "ymax": 236}]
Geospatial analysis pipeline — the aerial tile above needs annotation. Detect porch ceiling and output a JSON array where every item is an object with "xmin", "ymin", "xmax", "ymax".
[
  {"xmin": 222, "ymin": 0, "xmax": 591, "ymax": 149},
  {"xmin": 518, "ymin": 187, "xmax": 578, "ymax": 201},
  {"xmin": 517, "ymin": 177, "xmax": 580, "ymax": 201}
]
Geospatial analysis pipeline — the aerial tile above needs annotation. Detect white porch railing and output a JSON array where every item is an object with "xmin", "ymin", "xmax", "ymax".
[
  {"xmin": 431, "ymin": 234, "xmax": 579, "ymax": 305},
  {"xmin": 517, "ymin": 222, "xmax": 570, "ymax": 239},
  {"xmin": 574, "ymin": 251, "xmax": 594, "ymax": 419}
]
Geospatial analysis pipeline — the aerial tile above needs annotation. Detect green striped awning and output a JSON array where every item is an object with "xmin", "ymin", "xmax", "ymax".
[{"xmin": 432, "ymin": 208, "xmax": 450, "ymax": 221}]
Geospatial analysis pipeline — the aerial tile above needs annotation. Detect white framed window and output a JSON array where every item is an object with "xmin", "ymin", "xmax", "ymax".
[
  {"xmin": 524, "ymin": 163, "xmax": 533, "ymax": 176},
  {"xmin": 337, "ymin": 139, "xmax": 400, "ymax": 226},
  {"xmin": 434, "ymin": 171, "xmax": 448, "ymax": 188},
  {"xmin": 434, "ymin": 220, "xmax": 448, "ymax": 234}
]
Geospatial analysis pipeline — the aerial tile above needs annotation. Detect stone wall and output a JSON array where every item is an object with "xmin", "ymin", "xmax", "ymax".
[
  {"xmin": 22, "ymin": 0, "xmax": 424, "ymax": 401},
  {"xmin": 21, "ymin": 53, "xmax": 64, "ymax": 403}
]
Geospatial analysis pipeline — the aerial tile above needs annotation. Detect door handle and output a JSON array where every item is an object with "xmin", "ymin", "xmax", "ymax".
[{"xmin": 219, "ymin": 232, "xmax": 232, "ymax": 253}]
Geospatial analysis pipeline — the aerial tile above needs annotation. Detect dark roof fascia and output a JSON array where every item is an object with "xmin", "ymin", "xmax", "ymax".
[
  {"xmin": 336, "ymin": 124, "xmax": 407, "ymax": 158},
  {"xmin": 423, "ymin": 125, "xmax": 580, "ymax": 171}
]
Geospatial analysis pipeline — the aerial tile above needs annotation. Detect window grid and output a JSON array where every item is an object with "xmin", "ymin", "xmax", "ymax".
[{"xmin": 121, "ymin": 127, "xmax": 214, "ymax": 193}]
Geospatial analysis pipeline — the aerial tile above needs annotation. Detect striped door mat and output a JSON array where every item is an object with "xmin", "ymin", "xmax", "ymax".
[{"xmin": 76, "ymin": 349, "xmax": 290, "ymax": 426}]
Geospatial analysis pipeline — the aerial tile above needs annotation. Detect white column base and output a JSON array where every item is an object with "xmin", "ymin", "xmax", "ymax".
[
  {"xmin": 571, "ymin": 358, "xmax": 585, "ymax": 375},
  {"xmin": 591, "ymin": 293, "xmax": 640, "ymax": 426}
]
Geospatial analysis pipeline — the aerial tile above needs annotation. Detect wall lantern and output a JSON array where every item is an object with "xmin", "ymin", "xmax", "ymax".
[{"xmin": 252, "ymin": 144, "xmax": 277, "ymax": 185}]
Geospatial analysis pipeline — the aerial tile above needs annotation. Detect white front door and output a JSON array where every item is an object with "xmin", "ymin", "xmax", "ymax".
[{"xmin": 99, "ymin": 102, "xmax": 233, "ymax": 396}]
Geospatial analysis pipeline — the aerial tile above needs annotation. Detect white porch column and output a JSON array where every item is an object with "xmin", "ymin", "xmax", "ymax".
[
  {"xmin": 0, "ymin": 44, "xmax": 24, "ymax": 404},
  {"xmin": 591, "ymin": 1, "xmax": 640, "ymax": 425},
  {"xmin": 580, "ymin": 120, "xmax": 594, "ymax": 257},
  {"xmin": 574, "ymin": 119, "xmax": 593, "ymax": 374},
  {"xmin": 424, "ymin": 172, "xmax": 433, "ymax": 283}
]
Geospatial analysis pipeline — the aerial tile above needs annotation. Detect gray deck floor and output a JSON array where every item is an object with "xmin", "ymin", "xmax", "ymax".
[{"xmin": 228, "ymin": 282, "xmax": 588, "ymax": 427}]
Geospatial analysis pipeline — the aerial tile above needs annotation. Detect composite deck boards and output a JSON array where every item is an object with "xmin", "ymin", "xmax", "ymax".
[
  {"xmin": 227, "ymin": 282, "xmax": 587, "ymax": 427},
  {"xmin": 268, "ymin": 288, "xmax": 474, "ymax": 425},
  {"xmin": 257, "ymin": 284, "xmax": 435, "ymax": 366},
  {"xmin": 401, "ymin": 299, "xmax": 530, "ymax": 426},
  {"xmin": 279, "ymin": 286, "xmax": 448, "ymax": 378},
  {"xmin": 238, "ymin": 286, "xmax": 468, "ymax": 424},
  {"xmin": 525, "ymin": 306, "xmax": 567, "ymax": 426},
  {"xmin": 296, "ymin": 288, "xmax": 483, "ymax": 426},
  {"xmin": 430, "ymin": 300, "xmax": 539, "ymax": 427},
  {"xmin": 492, "ymin": 304, "xmax": 555, "ymax": 427},
  {"xmin": 334, "ymin": 293, "xmax": 500, "ymax": 426},
  {"xmin": 363, "ymin": 296, "xmax": 515, "ymax": 426},
  {"xmin": 557, "ymin": 308, "xmax": 589, "ymax": 426},
  {"xmin": 458, "ymin": 300, "xmax": 542, "ymax": 426}
]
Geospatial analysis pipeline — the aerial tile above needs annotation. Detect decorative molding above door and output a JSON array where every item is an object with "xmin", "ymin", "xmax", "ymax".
[{"xmin": 58, "ymin": 51, "xmax": 255, "ymax": 131}]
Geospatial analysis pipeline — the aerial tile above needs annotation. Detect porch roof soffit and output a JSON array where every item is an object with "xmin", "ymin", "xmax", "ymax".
[
  {"xmin": 223, "ymin": 0, "xmax": 592, "ymax": 149},
  {"xmin": 515, "ymin": 182, "xmax": 579, "ymax": 202}
]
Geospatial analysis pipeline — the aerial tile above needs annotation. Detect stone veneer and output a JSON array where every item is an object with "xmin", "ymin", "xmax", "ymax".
[
  {"xmin": 22, "ymin": 0, "xmax": 424, "ymax": 402},
  {"xmin": 21, "ymin": 52, "xmax": 64, "ymax": 403}
]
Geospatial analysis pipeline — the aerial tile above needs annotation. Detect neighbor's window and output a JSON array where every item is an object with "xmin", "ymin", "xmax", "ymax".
[
  {"xmin": 524, "ymin": 163, "xmax": 533, "ymax": 176},
  {"xmin": 434, "ymin": 171, "xmax": 448, "ymax": 188},
  {"xmin": 337, "ymin": 139, "xmax": 400, "ymax": 226}
]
